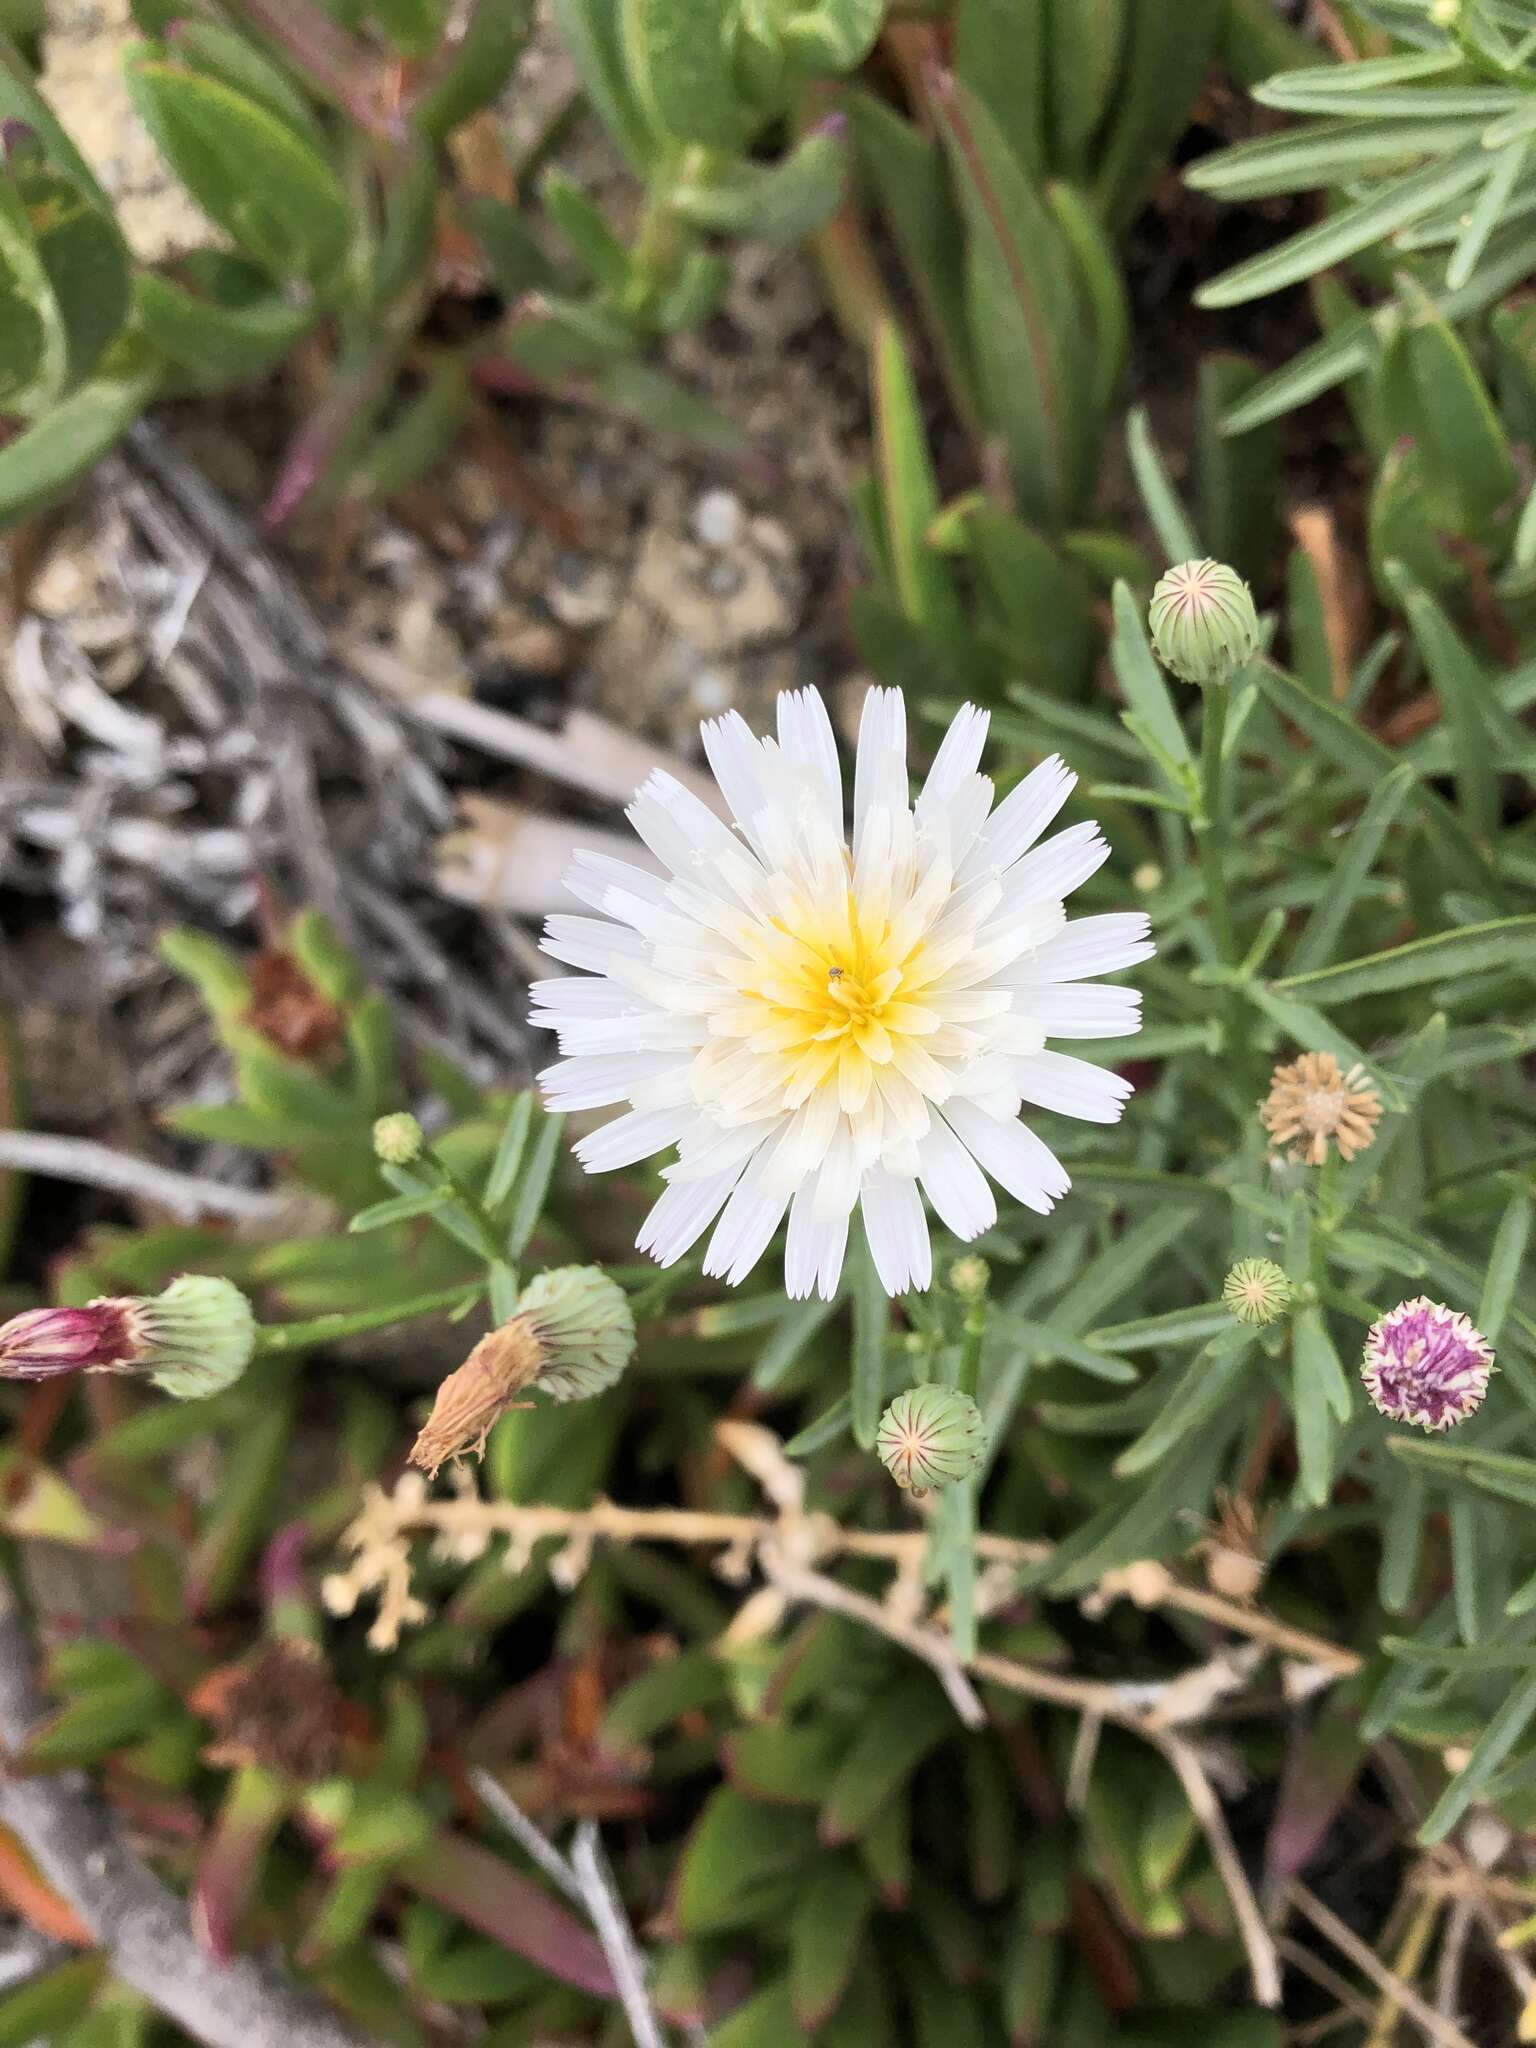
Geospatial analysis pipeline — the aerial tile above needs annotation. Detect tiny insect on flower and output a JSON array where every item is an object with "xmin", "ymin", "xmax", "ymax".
[
  {"xmin": 531, "ymin": 686, "xmax": 1152, "ymax": 1298},
  {"xmin": 1362, "ymin": 1297, "xmax": 1494, "ymax": 1432}
]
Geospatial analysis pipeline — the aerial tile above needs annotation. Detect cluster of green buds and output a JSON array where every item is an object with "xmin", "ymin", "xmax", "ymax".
[
  {"xmin": 0, "ymin": 1276, "xmax": 256, "ymax": 1398},
  {"xmin": 1149, "ymin": 559, "xmax": 1261, "ymax": 687}
]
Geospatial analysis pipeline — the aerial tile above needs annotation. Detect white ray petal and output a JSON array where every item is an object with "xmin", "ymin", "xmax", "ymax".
[
  {"xmin": 1005, "ymin": 821, "xmax": 1109, "ymax": 904},
  {"xmin": 943, "ymin": 1100, "xmax": 1070, "ymax": 1216},
  {"xmin": 1009, "ymin": 912, "xmax": 1155, "ymax": 984},
  {"xmin": 966, "ymin": 753, "xmax": 1076, "ymax": 879},
  {"xmin": 574, "ymin": 1105, "xmax": 694, "ymax": 1171},
  {"xmin": 916, "ymin": 703, "xmax": 989, "ymax": 822},
  {"xmin": 638, "ymin": 1165, "xmax": 747, "ymax": 1267},
  {"xmin": 917, "ymin": 1118, "xmax": 997, "ymax": 1242},
  {"xmin": 1011, "ymin": 984, "xmax": 1144, "ymax": 1039},
  {"xmin": 860, "ymin": 1170, "xmax": 932, "ymax": 1295},
  {"xmin": 1013, "ymin": 1050, "xmax": 1134, "ymax": 1125},
  {"xmin": 539, "ymin": 1051, "xmax": 687, "ymax": 1111}
]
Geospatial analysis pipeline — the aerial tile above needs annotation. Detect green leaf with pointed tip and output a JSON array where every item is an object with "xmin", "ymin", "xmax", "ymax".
[
  {"xmin": 1402, "ymin": 308, "xmax": 1517, "ymax": 530},
  {"xmin": 413, "ymin": 0, "xmax": 532, "ymax": 136},
  {"xmin": 126, "ymin": 57, "xmax": 352, "ymax": 280},
  {"xmin": 670, "ymin": 130, "xmax": 847, "ymax": 243},
  {"xmin": 674, "ymin": 1789, "xmax": 816, "ymax": 1934},
  {"xmin": 954, "ymin": 0, "xmax": 1047, "ymax": 182},
  {"xmin": 168, "ymin": 20, "xmax": 327, "ymax": 143},
  {"xmin": 780, "ymin": 0, "xmax": 882, "ymax": 72},
  {"xmin": 934, "ymin": 74, "xmax": 1077, "ymax": 527},
  {"xmin": 968, "ymin": 505, "xmax": 1096, "ymax": 692},
  {"xmin": 846, "ymin": 90, "xmax": 980, "ymax": 429},
  {"xmin": 0, "ymin": 371, "xmax": 154, "ymax": 526},
  {"xmin": 819, "ymin": 1675, "xmax": 953, "ymax": 1844},
  {"xmin": 789, "ymin": 1857, "xmax": 873, "ymax": 2030},
  {"xmin": 550, "ymin": 0, "xmax": 656, "ymax": 167},
  {"xmin": 624, "ymin": 0, "xmax": 750, "ymax": 149},
  {"xmin": 1291, "ymin": 1305, "xmax": 1351, "ymax": 1508},
  {"xmin": 12, "ymin": 160, "xmax": 129, "ymax": 393},
  {"xmin": 135, "ymin": 264, "xmax": 312, "ymax": 387},
  {"xmin": 1091, "ymin": 0, "xmax": 1223, "ymax": 229},
  {"xmin": 1198, "ymin": 148, "xmax": 1487, "ymax": 309},
  {"xmin": 1045, "ymin": 0, "xmax": 1123, "ymax": 179}
]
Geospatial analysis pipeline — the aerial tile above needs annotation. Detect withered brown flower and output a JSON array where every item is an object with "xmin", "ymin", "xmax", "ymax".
[
  {"xmin": 243, "ymin": 949, "xmax": 344, "ymax": 1060},
  {"xmin": 1260, "ymin": 1051, "xmax": 1381, "ymax": 1167},
  {"xmin": 191, "ymin": 1640, "xmax": 348, "ymax": 1780},
  {"xmin": 409, "ymin": 1318, "xmax": 544, "ymax": 1477}
]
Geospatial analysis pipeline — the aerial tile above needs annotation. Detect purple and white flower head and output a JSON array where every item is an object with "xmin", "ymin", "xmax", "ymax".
[
  {"xmin": 1362, "ymin": 1297, "xmax": 1494, "ymax": 1432},
  {"xmin": 532, "ymin": 686, "xmax": 1152, "ymax": 1299}
]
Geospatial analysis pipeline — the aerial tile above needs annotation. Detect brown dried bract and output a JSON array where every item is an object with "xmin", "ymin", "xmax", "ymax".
[
  {"xmin": 410, "ymin": 1318, "xmax": 544, "ymax": 1478},
  {"xmin": 193, "ymin": 1640, "xmax": 348, "ymax": 1780},
  {"xmin": 242, "ymin": 950, "xmax": 345, "ymax": 1060},
  {"xmin": 1260, "ymin": 1051, "xmax": 1381, "ymax": 1167}
]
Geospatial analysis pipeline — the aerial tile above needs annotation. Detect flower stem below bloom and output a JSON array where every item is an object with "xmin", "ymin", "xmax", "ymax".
[{"xmin": 255, "ymin": 1285, "xmax": 485, "ymax": 1357}]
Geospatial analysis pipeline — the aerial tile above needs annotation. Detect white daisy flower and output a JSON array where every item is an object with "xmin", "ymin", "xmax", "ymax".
[{"xmin": 531, "ymin": 687, "xmax": 1152, "ymax": 1300}]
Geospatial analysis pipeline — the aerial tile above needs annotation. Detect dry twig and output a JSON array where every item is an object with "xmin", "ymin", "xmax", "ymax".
[
  {"xmin": 328, "ymin": 1422, "xmax": 1365, "ymax": 2008},
  {"xmin": 472, "ymin": 1770, "xmax": 670, "ymax": 2048},
  {"xmin": 0, "ymin": 1130, "xmax": 287, "ymax": 1224},
  {"xmin": 1288, "ymin": 1882, "xmax": 1478, "ymax": 2048}
]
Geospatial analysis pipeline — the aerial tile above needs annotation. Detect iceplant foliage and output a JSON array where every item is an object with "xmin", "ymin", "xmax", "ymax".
[{"xmin": 532, "ymin": 687, "xmax": 1152, "ymax": 1298}]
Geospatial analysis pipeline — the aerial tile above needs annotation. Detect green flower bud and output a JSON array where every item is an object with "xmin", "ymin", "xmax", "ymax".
[
  {"xmin": 948, "ymin": 1255, "xmax": 989, "ymax": 1303},
  {"xmin": 1148, "ymin": 559, "xmax": 1260, "ymax": 687},
  {"xmin": 515, "ymin": 1265, "xmax": 636, "ymax": 1403},
  {"xmin": 373, "ymin": 1112, "xmax": 424, "ymax": 1166},
  {"xmin": 140, "ymin": 1275, "xmax": 257, "ymax": 1398},
  {"xmin": 876, "ymin": 1384, "xmax": 986, "ymax": 1497},
  {"xmin": 1222, "ymin": 1258, "xmax": 1292, "ymax": 1328}
]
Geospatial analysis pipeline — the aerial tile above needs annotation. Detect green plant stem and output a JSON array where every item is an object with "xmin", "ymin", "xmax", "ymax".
[
  {"xmin": 255, "ymin": 1285, "xmax": 484, "ymax": 1356},
  {"xmin": 1195, "ymin": 685, "xmax": 1238, "ymax": 965},
  {"xmin": 956, "ymin": 1303, "xmax": 987, "ymax": 1401}
]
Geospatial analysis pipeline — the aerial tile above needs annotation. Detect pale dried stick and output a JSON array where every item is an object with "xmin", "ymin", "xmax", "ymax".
[
  {"xmin": 0, "ymin": 1131, "xmax": 286, "ymax": 1224},
  {"xmin": 1288, "ymin": 1882, "xmax": 1478, "ymax": 2048},
  {"xmin": 471, "ymin": 1770, "xmax": 670, "ymax": 2048}
]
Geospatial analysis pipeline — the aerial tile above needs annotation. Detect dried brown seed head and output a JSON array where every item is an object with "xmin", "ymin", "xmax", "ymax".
[
  {"xmin": 1260, "ymin": 1051, "xmax": 1381, "ymax": 1167},
  {"xmin": 410, "ymin": 1317, "xmax": 544, "ymax": 1477}
]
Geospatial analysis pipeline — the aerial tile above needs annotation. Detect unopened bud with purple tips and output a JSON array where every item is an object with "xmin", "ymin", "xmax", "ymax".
[
  {"xmin": 0, "ymin": 1301, "xmax": 143, "ymax": 1379},
  {"xmin": 0, "ymin": 1276, "xmax": 256, "ymax": 1399}
]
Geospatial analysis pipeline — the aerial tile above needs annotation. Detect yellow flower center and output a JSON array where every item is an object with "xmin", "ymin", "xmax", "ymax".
[{"xmin": 705, "ymin": 885, "xmax": 950, "ymax": 1121}]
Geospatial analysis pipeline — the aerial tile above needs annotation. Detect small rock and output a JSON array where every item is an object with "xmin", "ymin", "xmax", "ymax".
[
  {"xmin": 629, "ymin": 523, "xmax": 800, "ymax": 657},
  {"xmin": 392, "ymin": 593, "xmax": 469, "ymax": 694},
  {"xmin": 690, "ymin": 666, "xmax": 735, "ymax": 716},
  {"xmin": 693, "ymin": 488, "xmax": 743, "ymax": 551},
  {"xmin": 547, "ymin": 555, "xmax": 622, "ymax": 630},
  {"xmin": 482, "ymin": 609, "xmax": 571, "ymax": 677}
]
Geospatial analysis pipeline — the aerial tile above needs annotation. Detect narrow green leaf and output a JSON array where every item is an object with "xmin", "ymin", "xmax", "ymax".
[
  {"xmin": 1289, "ymin": 763, "xmax": 1416, "ymax": 975},
  {"xmin": 1197, "ymin": 148, "xmax": 1488, "ymax": 310},
  {"xmin": 1126, "ymin": 405, "xmax": 1200, "ymax": 563},
  {"xmin": 1109, "ymin": 580, "xmax": 1193, "ymax": 771},
  {"xmin": 850, "ymin": 1229, "xmax": 889, "ymax": 1449},
  {"xmin": 1480, "ymin": 1193, "xmax": 1533, "ymax": 1345},
  {"xmin": 1274, "ymin": 917, "xmax": 1536, "ymax": 1005},
  {"xmin": 1419, "ymin": 1671, "xmax": 1536, "ymax": 1843}
]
